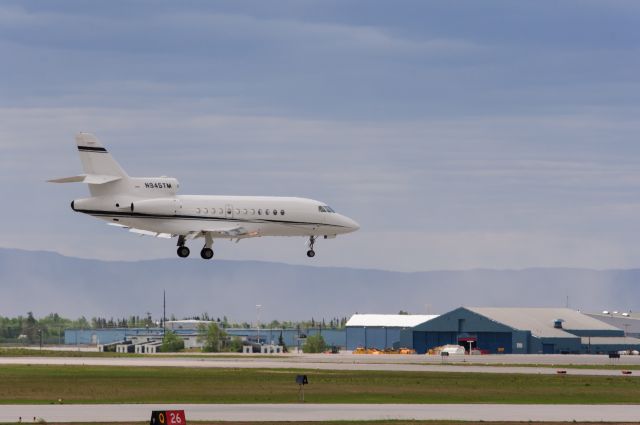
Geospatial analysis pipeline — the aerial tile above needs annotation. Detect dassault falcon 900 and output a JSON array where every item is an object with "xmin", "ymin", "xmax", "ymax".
[{"xmin": 49, "ymin": 133, "xmax": 359, "ymax": 259}]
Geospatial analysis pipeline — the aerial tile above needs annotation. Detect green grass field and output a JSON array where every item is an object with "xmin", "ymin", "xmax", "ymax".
[
  {"xmin": 0, "ymin": 365, "xmax": 639, "ymax": 404},
  {"xmin": 3, "ymin": 422, "xmax": 640, "ymax": 425},
  {"xmin": 2, "ymin": 422, "xmax": 639, "ymax": 425}
]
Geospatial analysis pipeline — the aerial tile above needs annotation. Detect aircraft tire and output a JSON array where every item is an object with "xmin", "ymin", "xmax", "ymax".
[
  {"xmin": 177, "ymin": 246, "xmax": 190, "ymax": 258},
  {"xmin": 201, "ymin": 248, "xmax": 214, "ymax": 260},
  {"xmin": 306, "ymin": 249, "xmax": 315, "ymax": 258}
]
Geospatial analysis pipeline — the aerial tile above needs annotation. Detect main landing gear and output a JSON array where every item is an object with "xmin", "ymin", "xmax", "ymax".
[
  {"xmin": 176, "ymin": 234, "xmax": 215, "ymax": 260},
  {"xmin": 199, "ymin": 232, "xmax": 214, "ymax": 260},
  {"xmin": 307, "ymin": 236, "xmax": 316, "ymax": 258},
  {"xmin": 200, "ymin": 247, "xmax": 214, "ymax": 260},
  {"xmin": 177, "ymin": 235, "xmax": 190, "ymax": 258},
  {"xmin": 177, "ymin": 246, "xmax": 190, "ymax": 258}
]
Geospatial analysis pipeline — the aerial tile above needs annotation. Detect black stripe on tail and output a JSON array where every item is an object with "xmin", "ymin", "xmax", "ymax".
[{"xmin": 78, "ymin": 146, "xmax": 108, "ymax": 153}]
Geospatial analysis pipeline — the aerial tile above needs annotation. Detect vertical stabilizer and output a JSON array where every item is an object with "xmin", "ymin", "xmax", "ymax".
[{"xmin": 76, "ymin": 133, "xmax": 128, "ymax": 177}]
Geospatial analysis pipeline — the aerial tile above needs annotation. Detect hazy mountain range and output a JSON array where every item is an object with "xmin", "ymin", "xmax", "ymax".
[{"xmin": 0, "ymin": 248, "xmax": 638, "ymax": 322}]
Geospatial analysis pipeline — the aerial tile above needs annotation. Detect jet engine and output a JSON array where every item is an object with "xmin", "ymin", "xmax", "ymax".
[{"xmin": 131, "ymin": 198, "xmax": 181, "ymax": 215}]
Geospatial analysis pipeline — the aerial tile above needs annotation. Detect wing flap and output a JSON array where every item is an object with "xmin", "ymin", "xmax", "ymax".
[
  {"xmin": 203, "ymin": 226, "xmax": 250, "ymax": 237},
  {"xmin": 201, "ymin": 227, "xmax": 260, "ymax": 240}
]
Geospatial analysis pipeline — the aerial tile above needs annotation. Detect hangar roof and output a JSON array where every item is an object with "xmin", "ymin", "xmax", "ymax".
[
  {"xmin": 585, "ymin": 313, "xmax": 640, "ymax": 334},
  {"xmin": 346, "ymin": 314, "xmax": 439, "ymax": 328},
  {"xmin": 467, "ymin": 307, "xmax": 621, "ymax": 338},
  {"xmin": 580, "ymin": 336, "xmax": 640, "ymax": 346}
]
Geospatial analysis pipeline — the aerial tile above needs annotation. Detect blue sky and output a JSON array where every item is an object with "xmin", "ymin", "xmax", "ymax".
[{"xmin": 1, "ymin": 1, "xmax": 640, "ymax": 271}]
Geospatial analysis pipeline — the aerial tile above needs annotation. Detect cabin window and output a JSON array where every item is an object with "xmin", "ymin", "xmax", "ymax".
[
  {"xmin": 273, "ymin": 209, "xmax": 278, "ymax": 215},
  {"xmin": 235, "ymin": 209, "xmax": 240, "ymax": 215},
  {"xmin": 227, "ymin": 209, "xmax": 232, "ymax": 215},
  {"xmin": 243, "ymin": 209, "xmax": 248, "ymax": 215},
  {"xmin": 251, "ymin": 209, "xmax": 255, "ymax": 215},
  {"xmin": 258, "ymin": 209, "xmax": 262, "ymax": 215},
  {"xmin": 196, "ymin": 208, "xmax": 201, "ymax": 213},
  {"xmin": 280, "ymin": 210, "xmax": 285, "ymax": 215},
  {"xmin": 203, "ymin": 208, "xmax": 208, "ymax": 214},
  {"xmin": 265, "ymin": 209, "xmax": 270, "ymax": 215},
  {"xmin": 219, "ymin": 208, "xmax": 224, "ymax": 215}
]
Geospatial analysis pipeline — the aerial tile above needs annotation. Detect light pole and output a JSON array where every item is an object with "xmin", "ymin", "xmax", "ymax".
[{"xmin": 256, "ymin": 304, "xmax": 262, "ymax": 346}]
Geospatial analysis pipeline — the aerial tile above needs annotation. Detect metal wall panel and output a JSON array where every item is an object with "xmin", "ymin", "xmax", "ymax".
[
  {"xmin": 346, "ymin": 327, "xmax": 366, "ymax": 350},
  {"xmin": 477, "ymin": 332, "xmax": 512, "ymax": 354},
  {"xmin": 411, "ymin": 331, "xmax": 457, "ymax": 354},
  {"xmin": 346, "ymin": 327, "xmax": 403, "ymax": 350}
]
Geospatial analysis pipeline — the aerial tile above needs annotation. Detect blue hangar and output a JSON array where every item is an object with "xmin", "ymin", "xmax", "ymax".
[
  {"xmin": 346, "ymin": 314, "xmax": 438, "ymax": 350},
  {"xmin": 400, "ymin": 307, "xmax": 640, "ymax": 354}
]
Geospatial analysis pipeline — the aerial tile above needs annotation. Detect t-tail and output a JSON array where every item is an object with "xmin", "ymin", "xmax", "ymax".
[
  {"xmin": 48, "ymin": 133, "xmax": 179, "ymax": 200},
  {"xmin": 48, "ymin": 133, "xmax": 129, "ymax": 196}
]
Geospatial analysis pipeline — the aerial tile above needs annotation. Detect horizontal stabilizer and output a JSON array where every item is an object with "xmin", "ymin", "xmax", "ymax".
[{"xmin": 48, "ymin": 174, "xmax": 122, "ymax": 185}]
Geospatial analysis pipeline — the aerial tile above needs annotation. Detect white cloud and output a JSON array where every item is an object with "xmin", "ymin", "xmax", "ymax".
[{"xmin": 1, "ymin": 2, "xmax": 640, "ymax": 271}]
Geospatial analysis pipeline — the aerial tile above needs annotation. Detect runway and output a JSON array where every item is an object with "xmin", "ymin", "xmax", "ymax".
[
  {"xmin": 0, "ymin": 355, "xmax": 637, "ymax": 377},
  {"xmin": 1, "ymin": 403, "xmax": 639, "ymax": 422}
]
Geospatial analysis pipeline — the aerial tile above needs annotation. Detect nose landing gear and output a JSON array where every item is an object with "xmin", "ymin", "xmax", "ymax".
[{"xmin": 306, "ymin": 236, "xmax": 316, "ymax": 258}]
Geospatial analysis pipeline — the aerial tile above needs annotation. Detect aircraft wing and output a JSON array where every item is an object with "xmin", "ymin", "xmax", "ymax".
[
  {"xmin": 107, "ymin": 223, "xmax": 173, "ymax": 239},
  {"xmin": 202, "ymin": 225, "xmax": 258, "ymax": 238},
  {"xmin": 107, "ymin": 223, "xmax": 258, "ymax": 240}
]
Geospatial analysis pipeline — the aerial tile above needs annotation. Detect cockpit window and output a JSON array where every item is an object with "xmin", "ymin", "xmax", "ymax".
[{"xmin": 318, "ymin": 205, "xmax": 335, "ymax": 213}]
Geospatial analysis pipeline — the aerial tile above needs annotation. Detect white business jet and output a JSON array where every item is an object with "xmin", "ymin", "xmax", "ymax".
[{"xmin": 49, "ymin": 133, "xmax": 359, "ymax": 259}]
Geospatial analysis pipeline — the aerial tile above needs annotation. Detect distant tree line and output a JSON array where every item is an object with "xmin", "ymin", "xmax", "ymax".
[
  {"xmin": 0, "ymin": 312, "xmax": 350, "ymax": 345},
  {"xmin": 173, "ymin": 314, "xmax": 349, "ymax": 330},
  {"xmin": 0, "ymin": 312, "xmax": 86, "ymax": 344}
]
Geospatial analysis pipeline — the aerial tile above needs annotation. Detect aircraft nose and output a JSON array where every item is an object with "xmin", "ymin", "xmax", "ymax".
[{"xmin": 344, "ymin": 216, "xmax": 360, "ymax": 232}]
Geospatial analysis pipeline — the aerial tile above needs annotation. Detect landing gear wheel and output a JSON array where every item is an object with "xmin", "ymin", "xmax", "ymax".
[
  {"xmin": 200, "ymin": 248, "xmax": 214, "ymax": 260},
  {"xmin": 177, "ymin": 246, "xmax": 190, "ymax": 258},
  {"xmin": 306, "ymin": 235, "xmax": 317, "ymax": 258}
]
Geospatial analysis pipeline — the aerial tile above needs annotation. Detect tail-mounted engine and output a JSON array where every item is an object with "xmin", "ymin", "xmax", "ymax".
[{"xmin": 130, "ymin": 198, "xmax": 181, "ymax": 215}]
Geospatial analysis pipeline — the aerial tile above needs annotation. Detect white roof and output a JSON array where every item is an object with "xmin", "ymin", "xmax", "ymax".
[
  {"xmin": 346, "ymin": 314, "xmax": 438, "ymax": 328},
  {"xmin": 467, "ymin": 307, "xmax": 621, "ymax": 338}
]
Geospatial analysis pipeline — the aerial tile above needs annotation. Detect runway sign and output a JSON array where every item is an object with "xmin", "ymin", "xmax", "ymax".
[{"xmin": 150, "ymin": 410, "xmax": 186, "ymax": 425}]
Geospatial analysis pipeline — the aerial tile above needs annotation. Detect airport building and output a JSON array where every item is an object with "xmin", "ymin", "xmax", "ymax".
[
  {"xmin": 400, "ymin": 307, "xmax": 640, "ymax": 354},
  {"xmin": 345, "ymin": 314, "xmax": 438, "ymax": 350},
  {"xmin": 65, "ymin": 322, "xmax": 346, "ymax": 351},
  {"xmin": 585, "ymin": 311, "xmax": 640, "ymax": 338},
  {"xmin": 63, "ymin": 308, "xmax": 640, "ymax": 355}
]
